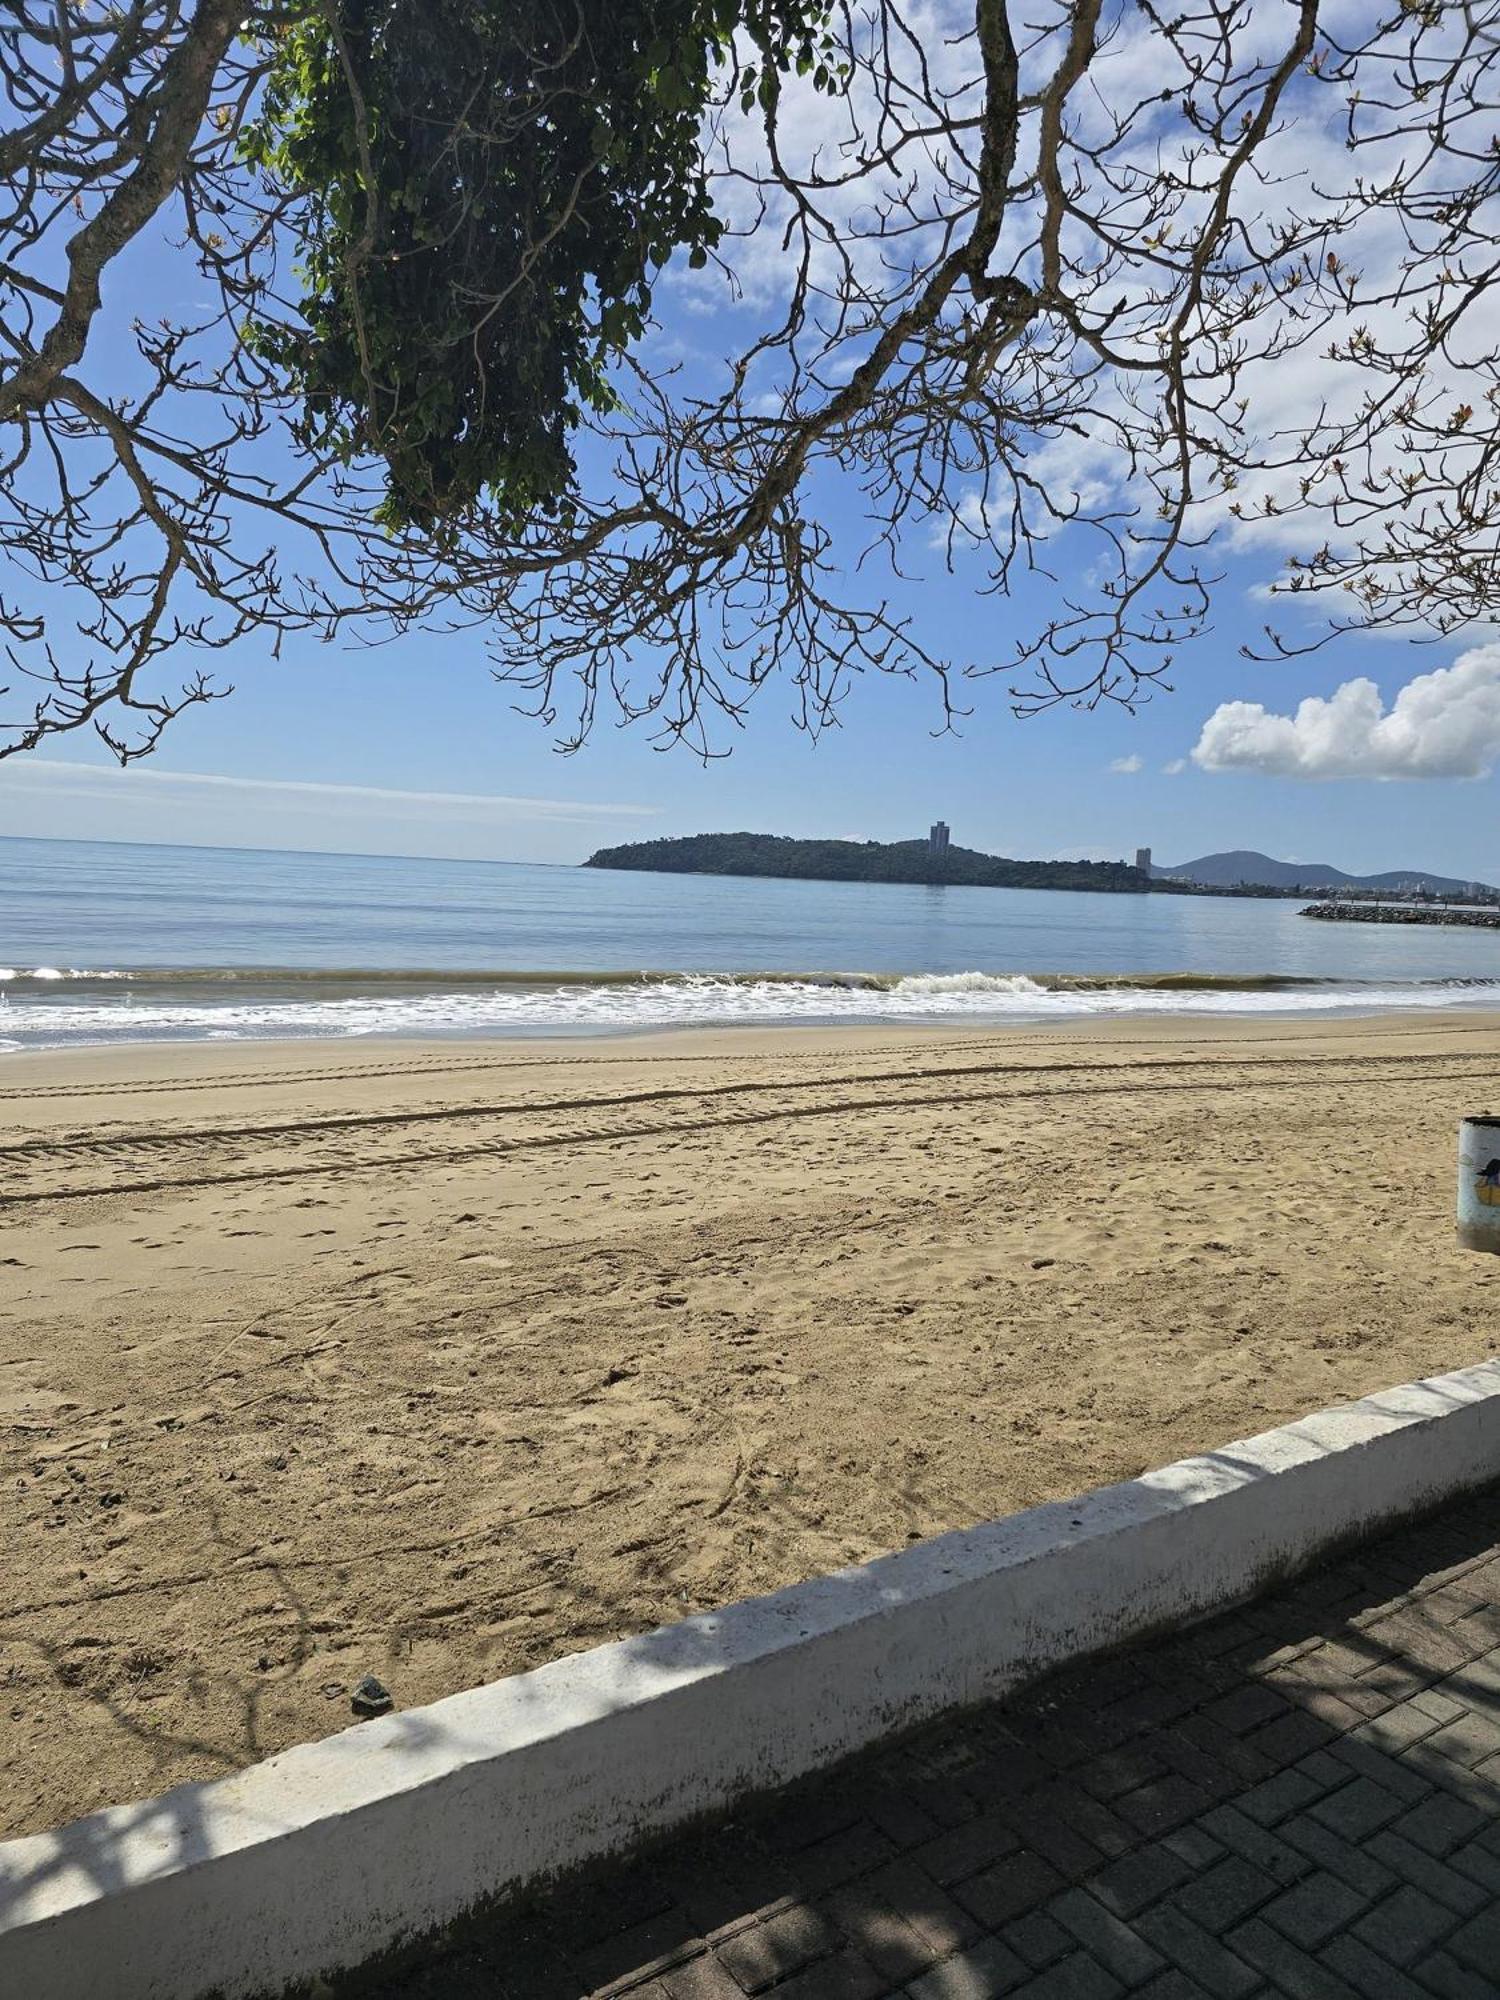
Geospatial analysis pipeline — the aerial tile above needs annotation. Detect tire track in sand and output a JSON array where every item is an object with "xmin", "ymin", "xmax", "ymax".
[{"xmin": 2, "ymin": 1047, "xmax": 1493, "ymax": 1207}]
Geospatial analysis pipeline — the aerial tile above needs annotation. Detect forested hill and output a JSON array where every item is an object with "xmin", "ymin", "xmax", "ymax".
[{"xmin": 584, "ymin": 832, "xmax": 1147, "ymax": 893}]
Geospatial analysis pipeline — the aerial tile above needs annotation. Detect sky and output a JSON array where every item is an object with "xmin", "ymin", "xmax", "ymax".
[
  {"xmin": 3, "ymin": 18, "xmax": 1498, "ymax": 880},
  {"xmin": 6, "ymin": 617, "xmax": 1495, "ymax": 875}
]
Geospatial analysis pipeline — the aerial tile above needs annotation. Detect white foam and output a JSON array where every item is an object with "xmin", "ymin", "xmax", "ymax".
[
  {"xmin": 0, "ymin": 970, "xmax": 1491, "ymax": 1052},
  {"xmin": 886, "ymin": 972, "xmax": 1049, "ymax": 998},
  {"xmin": 0, "ymin": 966, "xmax": 127, "ymax": 982}
]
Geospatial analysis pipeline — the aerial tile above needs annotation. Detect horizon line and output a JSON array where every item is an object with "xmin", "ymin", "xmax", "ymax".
[{"xmin": 0, "ymin": 829, "xmax": 586, "ymax": 870}]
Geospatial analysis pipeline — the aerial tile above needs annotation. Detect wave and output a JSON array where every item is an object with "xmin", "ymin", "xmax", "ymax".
[
  {"xmin": 1, "ymin": 965, "xmax": 1498, "ymax": 1049},
  {"xmin": 4, "ymin": 964, "xmax": 1494, "ymax": 993},
  {"xmin": 0, "ymin": 966, "xmax": 131, "ymax": 982}
]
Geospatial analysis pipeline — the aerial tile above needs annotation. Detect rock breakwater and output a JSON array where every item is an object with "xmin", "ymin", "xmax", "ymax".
[{"xmin": 1301, "ymin": 901, "xmax": 1500, "ymax": 931}]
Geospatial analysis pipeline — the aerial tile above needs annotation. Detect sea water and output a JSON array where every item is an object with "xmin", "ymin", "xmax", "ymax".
[{"xmin": 2, "ymin": 834, "xmax": 1497, "ymax": 1050}]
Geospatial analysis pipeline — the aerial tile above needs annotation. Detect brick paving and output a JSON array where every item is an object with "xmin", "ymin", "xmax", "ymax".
[{"xmin": 367, "ymin": 1493, "xmax": 1500, "ymax": 2000}]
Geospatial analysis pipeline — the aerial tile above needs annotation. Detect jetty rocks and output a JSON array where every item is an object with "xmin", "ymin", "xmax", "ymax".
[{"xmin": 1301, "ymin": 900, "xmax": 1500, "ymax": 931}]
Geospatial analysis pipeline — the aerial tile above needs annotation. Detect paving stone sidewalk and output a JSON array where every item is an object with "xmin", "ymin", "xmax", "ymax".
[{"xmin": 369, "ymin": 1492, "xmax": 1500, "ymax": 2000}]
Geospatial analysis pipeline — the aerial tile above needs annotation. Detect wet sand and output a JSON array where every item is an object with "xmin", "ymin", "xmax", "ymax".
[{"xmin": 3, "ymin": 1011, "xmax": 1498, "ymax": 1837}]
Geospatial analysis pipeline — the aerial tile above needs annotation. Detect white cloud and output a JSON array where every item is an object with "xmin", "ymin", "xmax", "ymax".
[
  {"xmin": 1109, "ymin": 755, "xmax": 1144, "ymax": 775},
  {"xmin": 1191, "ymin": 644, "xmax": 1500, "ymax": 782},
  {"xmin": 1163, "ymin": 758, "xmax": 1187, "ymax": 776},
  {"xmin": 659, "ymin": 5, "xmax": 1481, "ymax": 668},
  {"xmin": 0, "ymin": 759, "xmax": 659, "ymax": 825},
  {"xmin": 0, "ymin": 758, "xmax": 664, "ymax": 865}
]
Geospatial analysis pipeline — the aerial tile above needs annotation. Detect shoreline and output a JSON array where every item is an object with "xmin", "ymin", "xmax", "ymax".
[
  {"xmin": 8, "ymin": 1000, "xmax": 1500, "ymax": 1079},
  {"xmin": 5, "ymin": 983, "xmax": 1500, "ymax": 1062},
  {"xmin": 4, "ymin": 1009, "xmax": 1499, "ymax": 1838}
]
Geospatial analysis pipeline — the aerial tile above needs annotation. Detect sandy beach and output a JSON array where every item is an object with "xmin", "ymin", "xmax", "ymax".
[{"xmin": 3, "ymin": 1010, "xmax": 1499, "ymax": 1838}]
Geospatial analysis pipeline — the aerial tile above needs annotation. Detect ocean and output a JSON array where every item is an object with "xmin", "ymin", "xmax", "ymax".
[{"xmin": 2, "ymin": 834, "xmax": 1497, "ymax": 1051}]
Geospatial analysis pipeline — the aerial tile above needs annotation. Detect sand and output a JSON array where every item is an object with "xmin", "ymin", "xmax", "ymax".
[{"xmin": 3, "ymin": 1010, "xmax": 1499, "ymax": 1839}]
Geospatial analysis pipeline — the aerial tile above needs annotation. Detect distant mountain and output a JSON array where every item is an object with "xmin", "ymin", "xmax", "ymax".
[{"xmin": 1154, "ymin": 849, "xmax": 1495, "ymax": 895}]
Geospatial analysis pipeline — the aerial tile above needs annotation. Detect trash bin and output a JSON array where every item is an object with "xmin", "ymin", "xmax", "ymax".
[{"xmin": 1458, "ymin": 1116, "xmax": 1500, "ymax": 1253}]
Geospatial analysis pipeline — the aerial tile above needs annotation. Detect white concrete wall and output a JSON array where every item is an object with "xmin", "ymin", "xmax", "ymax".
[{"xmin": 4, "ymin": 1359, "xmax": 1499, "ymax": 2000}]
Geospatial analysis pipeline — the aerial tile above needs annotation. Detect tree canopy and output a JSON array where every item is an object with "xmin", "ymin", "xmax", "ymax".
[
  {"xmin": 245, "ymin": 0, "xmax": 840, "ymax": 530},
  {"xmin": 0, "ymin": 0, "xmax": 1495, "ymax": 760}
]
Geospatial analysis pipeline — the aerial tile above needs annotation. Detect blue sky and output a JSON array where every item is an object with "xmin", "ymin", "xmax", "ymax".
[
  {"xmin": 4, "ymin": 600, "xmax": 1491, "ymax": 875},
  {"xmin": 2, "ymin": 123, "xmax": 1498, "ymax": 878}
]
